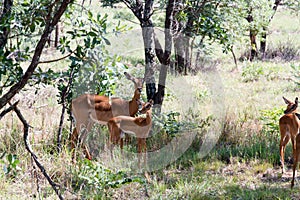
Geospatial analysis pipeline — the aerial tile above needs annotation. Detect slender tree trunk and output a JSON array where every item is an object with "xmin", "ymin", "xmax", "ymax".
[
  {"xmin": 0, "ymin": 0, "xmax": 13, "ymax": 49},
  {"xmin": 260, "ymin": 27, "xmax": 267, "ymax": 59},
  {"xmin": 155, "ymin": 0, "xmax": 174, "ymax": 106},
  {"xmin": 260, "ymin": 0, "xmax": 282, "ymax": 59},
  {"xmin": 173, "ymin": 5, "xmax": 193, "ymax": 75},
  {"xmin": 230, "ymin": 46, "xmax": 238, "ymax": 69},
  {"xmin": 142, "ymin": 25, "xmax": 156, "ymax": 102},
  {"xmin": 249, "ymin": 29, "xmax": 257, "ymax": 61},
  {"xmin": 54, "ymin": 23, "xmax": 60, "ymax": 47},
  {"xmin": 173, "ymin": 35, "xmax": 185, "ymax": 74},
  {"xmin": 172, "ymin": 0, "xmax": 184, "ymax": 74},
  {"xmin": 184, "ymin": 37, "xmax": 190, "ymax": 75},
  {"xmin": 246, "ymin": 13, "xmax": 257, "ymax": 61},
  {"xmin": 140, "ymin": 0, "xmax": 157, "ymax": 103},
  {"xmin": 183, "ymin": 13, "xmax": 193, "ymax": 74}
]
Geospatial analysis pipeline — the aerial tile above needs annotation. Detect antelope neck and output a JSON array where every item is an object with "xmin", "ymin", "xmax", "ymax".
[{"xmin": 129, "ymin": 90, "xmax": 141, "ymax": 116}]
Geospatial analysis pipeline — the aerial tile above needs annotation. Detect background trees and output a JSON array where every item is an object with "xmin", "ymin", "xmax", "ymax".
[{"xmin": 1, "ymin": 0, "xmax": 298, "ymax": 111}]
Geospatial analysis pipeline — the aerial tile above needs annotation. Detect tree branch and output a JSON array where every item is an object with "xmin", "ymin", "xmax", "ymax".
[
  {"xmin": 57, "ymin": 66, "xmax": 75, "ymax": 153},
  {"xmin": 0, "ymin": 100, "xmax": 19, "ymax": 120},
  {"xmin": 11, "ymin": 103, "xmax": 64, "ymax": 199},
  {"xmin": 38, "ymin": 51, "xmax": 73, "ymax": 64},
  {"xmin": 0, "ymin": 0, "xmax": 13, "ymax": 49}
]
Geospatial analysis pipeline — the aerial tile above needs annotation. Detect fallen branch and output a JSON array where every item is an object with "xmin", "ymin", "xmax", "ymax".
[{"xmin": 11, "ymin": 103, "xmax": 64, "ymax": 200}]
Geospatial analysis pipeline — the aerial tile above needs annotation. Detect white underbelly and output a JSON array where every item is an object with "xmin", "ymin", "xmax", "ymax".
[{"xmin": 94, "ymin": 120, "xmax": 108, "ymax": 125}]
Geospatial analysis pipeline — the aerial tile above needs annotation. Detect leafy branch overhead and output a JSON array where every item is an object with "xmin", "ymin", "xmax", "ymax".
[{"xmin": 0, "ymin": 0, "xmax": 73, "ymax": 109}]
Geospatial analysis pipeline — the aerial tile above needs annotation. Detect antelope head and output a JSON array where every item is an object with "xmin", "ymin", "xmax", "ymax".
[
  {"xmin": 139, "ymin": 99, "xmax": 154, "ymax": 114},
  {"xmin": 124, "ymin": 71, "xmax": 144, "ymax": 93},
  {"xmin": 283, "ymin": 96, "xmax": 298, "ymax": 114}
]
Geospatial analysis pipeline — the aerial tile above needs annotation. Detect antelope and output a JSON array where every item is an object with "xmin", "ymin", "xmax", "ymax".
[
  {"xmin": 292, "ymin": 133, "xmax": 300, "ymax": 188},
  {"xmin": 70, "ymin": 72, "xmax": 144, "ymax": 160},
  {"xmin": 107, "ymin": 100, "xmax": 154, "ymax": 167},
  {"xmin": 279, "ymin": 97, "xmax": 300, "ymax": 174}
]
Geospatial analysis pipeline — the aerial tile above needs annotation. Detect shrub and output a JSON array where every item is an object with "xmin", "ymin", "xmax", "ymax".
[
  {"xmin": 71, "ymin": 159, "xmax": 144, "ymax": 198},
  {"xmin": 291, "ymin": 64, "xmax": 300, "ymax": 89},
  {"xmin": 241, "ymin": 62, "xmax": 264, "ymax": 82},
  {"xmin": 113, "ymin": 10, "xmax": 134, "ymax": 21},
  {"xmin": 0, "ymin": 153, "xmax": 21, "ymax": 179},
  {"xmin": 264, "ymin": 40, "xmax": 300, "ymax": 61}
]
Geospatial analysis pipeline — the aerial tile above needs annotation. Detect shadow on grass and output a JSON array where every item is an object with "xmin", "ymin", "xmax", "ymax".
[
  {"xmin": 222, "ymin": 185, "xmax": 295, "ymax": 200},
  {"xmin": 187, "ymin": 185, "xmax": 297, "ymax": 200}
]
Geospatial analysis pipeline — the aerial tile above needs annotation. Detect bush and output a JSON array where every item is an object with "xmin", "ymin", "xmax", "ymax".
[
  {"xmin": 212, "ymin": 107, "xmax": 284, "ymax": 165},
  {"xmin": 241, "ymin": 62, "xmax": 281, "ymax": 82},
  {"xmin": 291, "ymin": 64, "xmax": 300, "ymax": 88},
  {"xmin": 241, "ymin": 63, "xmax": 264, "ymax": 82},
  {"xmin": 71, "ymin": 159, "xmax": 144, "ymax": 198},
  {"xmin": 113, "ymin": 10, "xmax": 134, "ymax": 21},
  {"xmin": 264, "ymin": 40, "xmax": 300, "ymax": 61}
]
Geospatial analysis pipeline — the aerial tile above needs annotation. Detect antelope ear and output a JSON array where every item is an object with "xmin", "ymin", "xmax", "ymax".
[
  {"xmin": 295, "ymin": 97, "xmax": 298, "ymax": 105},
  {"xmin": 124, "ymin": 72, "xmax": 134, "ymax": 81},
  {"xmin": 149, "ymin": 99, "xmax": 154, "ymax": 105},
  {"xmin": 283, "ymin": 96, "xmax": 292, "ymax": 105},
  {"xmin": 141, "ymin": 78, "xmax": 145, "ymax": 85}
]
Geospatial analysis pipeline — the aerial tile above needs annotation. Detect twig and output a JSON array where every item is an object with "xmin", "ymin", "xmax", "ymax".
[
  {"xmin": 57, "ymin": 66, "xmax": 75, "ymax": 153},
  {"xmin": 0, "ymin": 100, "xmax": 19, "ymax": 120},
  {"xmin": 31, "ymin": 156, "xmax": 41, "ymax": 199},
  {"xmin": 230, "ymin": 46, "xmax": 238, "ymax": 69},
  {"xmin": 38, "ymin": 51, "xmax": 73, "ymax": 64},
  {"xmin": 11, "ymin": 103, "xmax": 64, "ymax": 200},
  {"xmin": 0, "ymin": 151, "xmax": 6, "ymax": 159}
]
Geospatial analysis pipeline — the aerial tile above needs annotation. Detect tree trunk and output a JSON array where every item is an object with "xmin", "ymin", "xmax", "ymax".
[
  {"xmin": 140, "ymin": 0, "xmax": 157, "ymax": 103},
  {"xmin": 249, "ymin": 29, "xmax": 257, "ymax": 61},
  {"xmin": 173, "ymin": 35, "xmax": 185, "ymax": 74},
  {"xmin": 183, "ymin": 37, "xmax": 190, "ymax": 75},
  {"xmin": 183, "ymin": 12, "xmax": 193, "ymax": 74},
  {"xmin": 246, "ymin": 13, "xmax": 257, "ymax": 61},
  {"xmin": 260, "ymin": 0, "xmax": 282, "ymax": 59},
  {"xmin": 155, "ymin": 0, "xmax": 174, "ymax": 108},
  {"xmin": 54, "ymin": 23, "xmax": 60, "ymax": 47},
  {"xmin": 0, "ymin": 0, "xmax": 13, "ymax": 49},
  {"xmin": 260, "ymin": 27, "xmax": 267, "ymax": 59},
  {"xmin": 142, "ymin": 25, "xmax": 156, "ymax": 102},
  {"xmin": 121, "ymin": 0, "xmax": 175, "ymax": 109}
]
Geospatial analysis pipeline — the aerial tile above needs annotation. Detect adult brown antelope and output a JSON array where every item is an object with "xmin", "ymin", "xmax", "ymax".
[
  {"xmin": 279, "ymin": 96, "xmax": 299, "ymax": 174},
  {"xmin": 292, "ymin": 133, "xmax": 300, "ymax": 188},
  {"xmin": 107, "ymin": 100, "xmax": 154, "ymax": 167},
  {"xmin": 70, "ymin": 72, "xmax": 144, "ymax": 160}
]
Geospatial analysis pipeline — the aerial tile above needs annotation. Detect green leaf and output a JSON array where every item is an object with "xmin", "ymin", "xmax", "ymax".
[
  {"xmin": 29, "ymin": 23, "xmax": 35, "ymax": 32},
  {"xmin": 7, "ymin": 154, "xmax": 13, "ymax": 163},
  {"xmin": 88, "ymin": 31, "xmax": 97, "ymax": 37},
  {"xmin": 88, "ymin": 10, "xmax": 93, "ymax": 19},
  {"xmin": 103, "ymin": 37, "xmax": 111, "ymax": 45}
]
